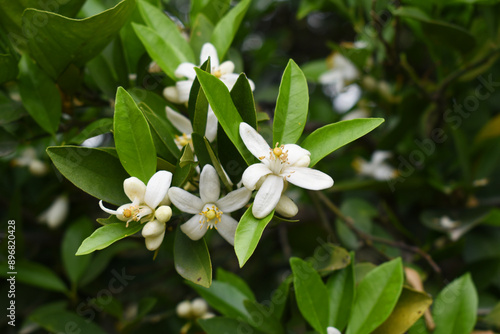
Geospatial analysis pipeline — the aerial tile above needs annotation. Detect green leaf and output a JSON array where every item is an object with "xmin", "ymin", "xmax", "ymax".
[
  {"xmin": 174, "ymin": 227, "xmax": 212, "ymax": 288},
  {"xmin": 195, "ymin": 68, "xmax": 256, "ymax": 165},
  {"xmin": 290, "ymin": 257, "xmax": 329, "ymax": 334},
  {"xmin": 204, "ymin": 137, "xmax": 233, "ymax": 191},
  {"xmin": 210, "ymin": 0, "xmax": 251, "ymax": 60},
  {"xmin": 432, "ymin": 273, "xmax": 478, "ymax": 334},
  {"xmin": 198, "ymin": 317, "xmax": 266, "ymax": 334},
  {"xmin": 273, "ymin": 59, "xmax": 309, "ymax": 145},
  {"xmin": 62, "ymin": 217, "xmax": 94, "ymax": 286},
  {"xmin": 234, "ymin": 205, "xmax": 275, "ymax": 267},
  {"xmin": 372, "ymin": 287, "xmax": 433, "ymax": 334},
  {"xmin": 346, "ymin": 258, "xmax": 404, "ymax": 334},
  {"xmin": 269, "ymin": 277, "xmax": 291, "ymax": 320},
  {"xmin": 327, "ymin": 253, "xmax": 355, "ymax": 331},
  {"xmin": 172, "ymin": 146, "xmax": 197, "ymax": 187},
  {"xmin": 47, "ymin": 146, "xmax": 130, "ymax": 206},
  {"xmin": 114, "ymin": 87, "xmax": 157, "ymax": 183},
  {"xmin": 301, "ymin": 118, "xmax": 385, "ymax": 167},
  {"xmin": 216, "ymin": 268, "xmax": 256, "ymax": 301},
  {"xmin": 190, "ymin": 0, "xmax": 230, "ymax": 26},
  {"xmin": 190, "ymin": 13, "xmax": 214, "ymax": 57},
  {"xmin": 138, "ymin": 0, "xmax": 195, "ymax": 63},
  {"xmin": 0, "ymin": 261, "xmax": 68, "ymax": 293},
  {"xmin": 0, "ymin": 53, "xmax": 18, "ymax": 84},
  {"xmin": 69, "ymin": 118, "xmax": 113, "ymax": 145},
  {"xmin": 190, "ymin": 58, "xmax": 211, "ymax": 135},
  {"xmin": 230, "ymin": 74, "xmax": 258, "ymax": 128},
  {"xmin": 133, "ymin": 22, "xmax": 190, "ymax": 80},
  {"xmin": 18, "ymin": 54, "xmax": 62, "ymax": 134},
  {"xmin": 309, "ymin": 243, "xmax": 351, "ymax": 276},
  {"xmin": 22, "ymin": 0, "xmax": 136, "ymax": 79},
  {"xmin": 243, "ymin": 299, "xmax": 284, "ymax": 334},
  {"xmin": 75, "ymin": 221, "xmax": 143, "ymax": 255}
]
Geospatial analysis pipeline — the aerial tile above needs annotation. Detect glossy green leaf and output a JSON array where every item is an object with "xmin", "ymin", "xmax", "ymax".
[
  {"xmin": 138, "ymin": 0, "xmax": 195, "ymax": 63},
  {"xmin": 234, "ymin": 205, "xmax": 275, "ymax": 267},
  {"xmin": 75, "ymin": 221, "xmax": 143, "ymax": 255},
  {"xmin": 273, "ymin": 59, "xmax": 309, "ymax": 145},
  {"xmin": 190, "ymin": 58, "xmax": 210, "ymax": 134},
  {"xmin": 141, "ymin": 105, "xmax": 180, "ymax": 163},
  {"xmin": 210, "ymin": 0, "xmax": 251, "ymax": 59},
  {"xmin": 198, "ymin": 317, "xmax": 266, "ymax": 334},
  {"xmin": 346, "ymin": 258, "xmax": 404, "ymax": 334},
  {"xmin": 301, "ymin": 118, "xmax": 385, "ymax": 167},
  {"xmin": 192, "ymin": 133, "xmax": 213, "ymax": 169},
  {"xmin": 216, "ymin": 268, "xmax": 255, "ymax": 301},
  {"xmin": 231, "ymin": 74, "xmax": 258, "ymax": 128},
  {"xmin": 195, "ymin": 68, "xmax": 255, "ymax": 165},
  {"xmin": 174, "ymin": 227, "xmax": 212, "ymax": 288},
  {"xmin": 290, "ymin": 257, "xmax": 329, "ymax": 334},
  {"xmin": 69, "ymin": 118, "xmax": 113, "ymax": 145},
  {"xmin": 309, "ymin": 243, "xmax": 351, "ymax": 276},
  {"xmin": 372, "ymin": 287, "xmax": 433, "ymax": 334},
  {"xmin": 47, "ymin": 146, "xmax": 130, "ymax": 206},
  {"xmin": 18, "ymin": 54, "xmax": 61, "ymax": 134},
  {"xmin": 432, "ymin": 273, "xmax": 478, "ymax": 334},
  {"xmin": 0, "ymin": 261, "xmax": 68, "ymax": 293},
  {"xmin": 204, "ymin": 137, "xmax": 233, "ymax": 191},
  {"xmin": 62, "ymin": 217, "xmax": 94, "ymax": 286},
  {"xmin": 327, "ymin": 253, "xmax": 355, "ymax": 331},
  {"xmin": 114, "ymin": 87, "xmax": 157, "ymax": 183},
  {"xmin": 190, "ymin": 13, "xmax": 214, "ymax": 57},
  {"xmin": 22, "ymin": 0, "xmax": 136, "ymax": 79}
]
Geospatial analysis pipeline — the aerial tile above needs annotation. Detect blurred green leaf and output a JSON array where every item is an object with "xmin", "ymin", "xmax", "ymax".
[
  {"xmin": 198, "ymin": 317, "xmax": 266, "ymax": 334},
  {"xmin": 190, "ymin": 13, "xmax": 214, "ymax": 57},
  {"xmin": 273, "ymin": 60, "xmax": 309, "ymax": 145},
  {"xmin": 18, "ymin": 54, "xmax": 61, "ymax": 134},
  {"xmin": 0, "ymin": 260, "xmax": 68, "ymax": 293},
  {"xmin": 190, "ymin": 0, "xmax": 230, "ymax": 26},
  {"xmin": 76, "ymin": 221, "xmax": 143, "ymax": 255},
  {"xmin": 0, "ymin": 53, "xmax": 17, "ymax": 84},
  {"xmin": 62, "ymin": 217, "xmax": 94, "ymax": 286},
  {"xmin": 47, "ymin": 146, "xmax": 130, "ymax": 206},
  {"xmin": 216, "ymin": 268, "xmax": 255, "ymax": 301},
  {"xmin": 309, "ymin": 243, "xmax": 351, "ymax": 276},
  {"xmin": 327, "ymin": 253, "xmax": 355, "ymax": 331},
  {"xmin": 234, "ymin": 205, "xmax": 275, "ymax": 267},
  {"xmin": 244, "ymin": 299, "xmax": 284, "ymax": 334},
  {"xmin": 174, "ymin": 227, "xmax": 212, "ymax": 288},
  {"xmin": 69, "ymin": 118, "xmax": 113, "ymax": 145}
]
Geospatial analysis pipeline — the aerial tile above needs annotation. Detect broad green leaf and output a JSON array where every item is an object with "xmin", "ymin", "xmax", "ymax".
[
  {"xmin": 138, "ymin": 0, "xmax": 195, "ymax": 63},
  {"xmin": 269, "ymin": 277, "xmax": 291, "ymax": 320},
  {"xmin": 22, "ymin": 0, "xmax": 136, "ymax": 79},
  {"xmin": 347, "ymin": 258, "xmax": 404, "ymax": 334},
  {"xmin": 210, "ymin": 0, "xmax": 251, "ymax": 60},
  {"xmin": 301, "ymin": 118, "xmax": 385, "ymax": 167},
  {"xmin": 372, "ymin": 287, "xmax": 432, "ymax": 334},
  {"xmin": 141, "ymin": 105, "xmax": 180, "ymax": 163},
  {"xmin": 0, "ymin": 260, "xmax": 68, "ymax": 293},
  {"xmin": 0, "ymin": 53, "xmax": 18, "ymax": 84},
  {"xmin": 190, "ymin": 0, "xmax": 230, "ymax": 26},
  {"xmin": 190, "ymin": 13, "xmax": 214, "ymax": 57},
  {"xmin": 192, "ymin": 133, "xmax": 213, "ymax": 169},
  {"xmin": 290, "ymin": 257, "xmax": 329, "ymax": 334},
  {"xmin": 432, "ymin": 273, "xmax": 478, "ymax": 334},
  {"xmin": 47, "ymin": 146, "xmax": 130, "ymax": 206},
  {"xmin": 195, "ymin": 68, "xmax": 256, "ymax": 165},
  {"xmin": 18, "ymin": 54, "xmax": 61, "ymax": 134},
  {"xmin": 189, "ymin": 58, "xmax": 211, "ymax": 134},
  {"xmin": 69, "ymin": 118, "xmax": 113, "ymax": 145},
  {"xmin": 133, "ymin": 23, "xmax": 189, "ymax": 80},
  {"xmin": 216, "ymin": 268, "xmax": 256, "ymax": 301},
  {"xmin": 309, "ymin": 243, "xmax": 351, "ymax": 276},
  {"xmin": 244, "ymin": 299, "xmax": 284, "ymax": 334},
  {"xmin": 273, "ymin": 59, "xmax": 309, "ymax": 145},
  {"xmin": 198, "ymin": 317, "xmax": 266, "ymax": 334},
  {"xmin": 86, "ymin": 53, "xmax": 120, "ymax": 98},
  {"xmin": 174, "ymin": 227, "xmax": 212, "ymax": 288},
  {"xmin": 114, "ymin": 87, "xmax": 157, "ymax": 183},
  {"xmin": 204, "ymin": 137, "xmax": 233, "ymax": 191},
  {"xmin": 234, "ymin": 205, "xmax": 275, "ymax": 267},
  {"xmin": 62, "ymin": 217, "xmax": 94, "ymax": 286},
  {"xmin": 230, "ymin": 74, "xmax": 258, "ymax": 128},
  {"xmin": 327, "ymin": 253, "xmax": 355, "ymax": 330},
  {"xmin": 76, "ymin": 221, "xmax": 143, "ymax": 255}
]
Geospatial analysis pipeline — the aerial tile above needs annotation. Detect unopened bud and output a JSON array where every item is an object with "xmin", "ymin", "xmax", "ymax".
[
  {"xmin": 191, "ymin": 298, "xmax": 208, "ymax": 317},
  {"xmin": 155, "ymin": 206, "xmax": 172, "ymax": 223},
  {"xmin": 176, "ymin": 301, "xmax": 192, "ymax": 319}
]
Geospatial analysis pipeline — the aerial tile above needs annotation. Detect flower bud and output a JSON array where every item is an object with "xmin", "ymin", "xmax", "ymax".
[
  {"xmin": 144, "ymin": 231, "xmax": 166, "ymax": 251},
  {"xmin": 38, "ymin": 195, "xmax": 69, "ymax": 229},
  {"xmin": 123, "ymin": 177, "xmax": 146, "ymax": 203},
  {"xmin": 142, "ymin": 220, "xmax": 166, "ymax": 238},
  {"xmin": 163, "ymin": 87, "xmax": 180, "ymax": 103},
  {"xmin": 155, "ymin": 206, "xmax": 172, "ymax": 224},
  {"xmin": 275, "ymin": 195, "xmax": 298, "ymax": 218},
  {"xmin": 29, "ymin": 159, "xmax": 48, "ymax": 176},
  {"xmin": 191, "ymin": 298, "xmax": 208, "ymax": 318},
  {"xmin": 176, "ymin": 300, "xmax": 192, "ymax": 319}
]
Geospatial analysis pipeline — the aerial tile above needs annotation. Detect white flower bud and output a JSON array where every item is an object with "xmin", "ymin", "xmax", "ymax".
[
  {"xmin": 176, "ymin": 300, "xmax": 192, "ymax": 319},
  {"xmin": 163, "ymin": 86, "xmax": 180, "ymax": 104},
  {"xmin": 142, "ymin": 220, "xmax": 166, "ymax": 238},
  {"xmin": 275, "ymin": 195, "xmax": 298, "ymax": 218},
  {"xmin": 191, "ymin": 298, "xmax": 208, "ymax": 318},
  {"xmin": 38, "ymin": 195, "xmax": 69, "ymax": 229},
  {"xmin": 155, "ymin": 206, "xmax": 172, "ymax": 224},
  {"xmin": 144, "ymin": 231, "xmax": 166, "ymax": 251},
  {"xmin": 29, "ymin": 159, "xmax": 48, "ymax": 176},
  {"xmin": 123, "ymin": 177, "xmax": 146, "ymax": 203}
]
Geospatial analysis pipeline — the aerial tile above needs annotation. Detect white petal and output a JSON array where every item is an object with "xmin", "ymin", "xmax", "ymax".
[
  {"xmin": 39, "ymin": 195, "xmax": 69, "ymax": 228},
  {"xmin": 176, "ymin": 80, "xmax": 194, "ymax": 104},
  {"xmin": 247, "ymin": 78, "xmax": 255, "ymax": 91},
  {"xmin": 242, "ymin": 163, "xmax": 272, "ymax": 190},
  {"xmin": 142, "ymin": 219, "xmax": 166, "ymax": 238},
  {"xmin": 285, "ymin": 167, "xmax": 334, "ymax": 190},
  {"xmin": 163, "ymin": 86, "xmax": 181, "ymax": 104},
  {"xmin": 123, "ymin": 177, "xmax": 146, "ymax": 203},
  {"xmin": 199, "ymin": 165, "xmax": 220, "ymax": 204},
  {"xmin": 216, "ymin": 214, "xmax": 238, "ymax": 246},
  {"xmin": 239, "ymin": 122, "xmax": 270, "ymax": 159},
  {"xmin": 99, "ymin": 202, "xmax": 128, "ymax": 221},
  {"xmin": 166, "ymin": 107, "xmax": 193, "ymax": 135},
  {"xmin": 275, "ymin": 195, "xmax": 298, "ymax": 218},
  {"xmin": 168, "ymin": 187, "xmax": 204, "ymax": 214},
  {"xmin": 218, "ymin": 61, "xmax": 235, "ymax": 75},
  {"xmin": 145, "ymin": 171, "xmax": 173, "ymax": 209},
  {"xmin": 252, "ymin": 175, "xmax": 283, "ymax": 219},
  {"xmin": 200, "ymin": 43, "xmax": 219, "ymax": 69},
  {"xmin": 180, "ymin": 214, "xmax": 207, "ymax": 241},
  {"xmin": 221, "ymin": 73, "xmax": 240, "ymax": 91},
  {"xmin": 283, "ymin": 144, "xmax": 310, "ymax": 165},
  {"xmin": 327, "ymin": 327, "xmax": 342, "ymax": 334},
  {"xmin": 205, "ymin": 107, "xmax": 218, "ymax": 142},
  {"xmin": 293, "ymin": 155, "xmax": 310, "ymax": 168},
  {"xmin": 371, "ymin": 150, "xmax": 392, "ymax": 165},
  {"xmin": 175, "ymin": 62, "xmax": 197, "ymax": 80},
  {"xmin": 144, "ymin": 231, "xmax": 166, "ymax": 251},
  {"xmin": 372, "ymin": 164, "xmax": 396, "ymax": 181},
  {"xmin": 216, "ymin": 187, "xmax": 252, "ymax": 213}
]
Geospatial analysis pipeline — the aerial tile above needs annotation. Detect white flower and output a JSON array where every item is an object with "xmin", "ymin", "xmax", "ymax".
[
  {"xmin": 99, "ymin": 171, "xmax": 173, "ymax": 250},
  {"xmin": 166, "ymin": 106, "xmax": 218, "ymax": 149},
  {"xmin": 168, "ymin": 165, "xmax": 251, "ymax": 245},
  {"xmin": 353, "ymin": 151, "xmax": 397, "ymax": 181},
  {"xmin": 239, "ymin": 122, "xmax": 334, "ymax": 219},
  {"xmin": 327, "ymin": 326, "xmax": 342, "ymax": 334},
  {"xmin": 13, "ymin": 147, "xmax": 48, "ymax": 176},
  {"xmin": 319, "ymin": 53, "xmax": 359, "ymax": 95},
  {"xmin": 163, "ymin": 42, "xmax": 255, "ymax": 104},
  {"xmin": 38, "ymin": 195, "xmax": 69, "ymax": 229}
]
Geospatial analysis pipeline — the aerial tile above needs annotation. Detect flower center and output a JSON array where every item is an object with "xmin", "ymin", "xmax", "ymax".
[
  {"xmin": 213, "ymin": 69, "xmax": 222, "ymax": 78},
  {"xmin": 175, "ymin": 133, "xmax": 192, "ymax": 148},
  {"xmin": 262, "ymin": 143, "xmax": 289, "ymax": 174},
  {"xmin": 122, "ymin": 205, "xmax": 153, "ymax": 227},
  {"xmin": 199, "ymin": 205, "xmax": 223, "ymax": 230}
]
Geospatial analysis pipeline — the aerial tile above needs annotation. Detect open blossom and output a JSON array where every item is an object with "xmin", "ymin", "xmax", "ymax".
[
  {"xmin": 353, "ymin": 151, "xmax": 397, "ymax": 181},
  {"xmin": 163, "ymin": 42, "xmax": 255, "ymax": 104},
  {"xmin": 319, "ymin": 53, "xmax": 359, "ymax": 95},
  {"xmin": 166, "ymin": 106, "xmax": 217, "ymax": 150},
  {"xmin": 99, "ymin": 171, "xmax": 173, "ymax": 251},
  {"xmin": 239, "ymin": 122, "xmax": 334, "ymax": 219},
  {"xmin": 168, "ymin": 165, "xmax": 251, "ymax": 245},
  {"xmin": 327, "ymin": 327, "xmax": 341, "ymax": 334}
]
